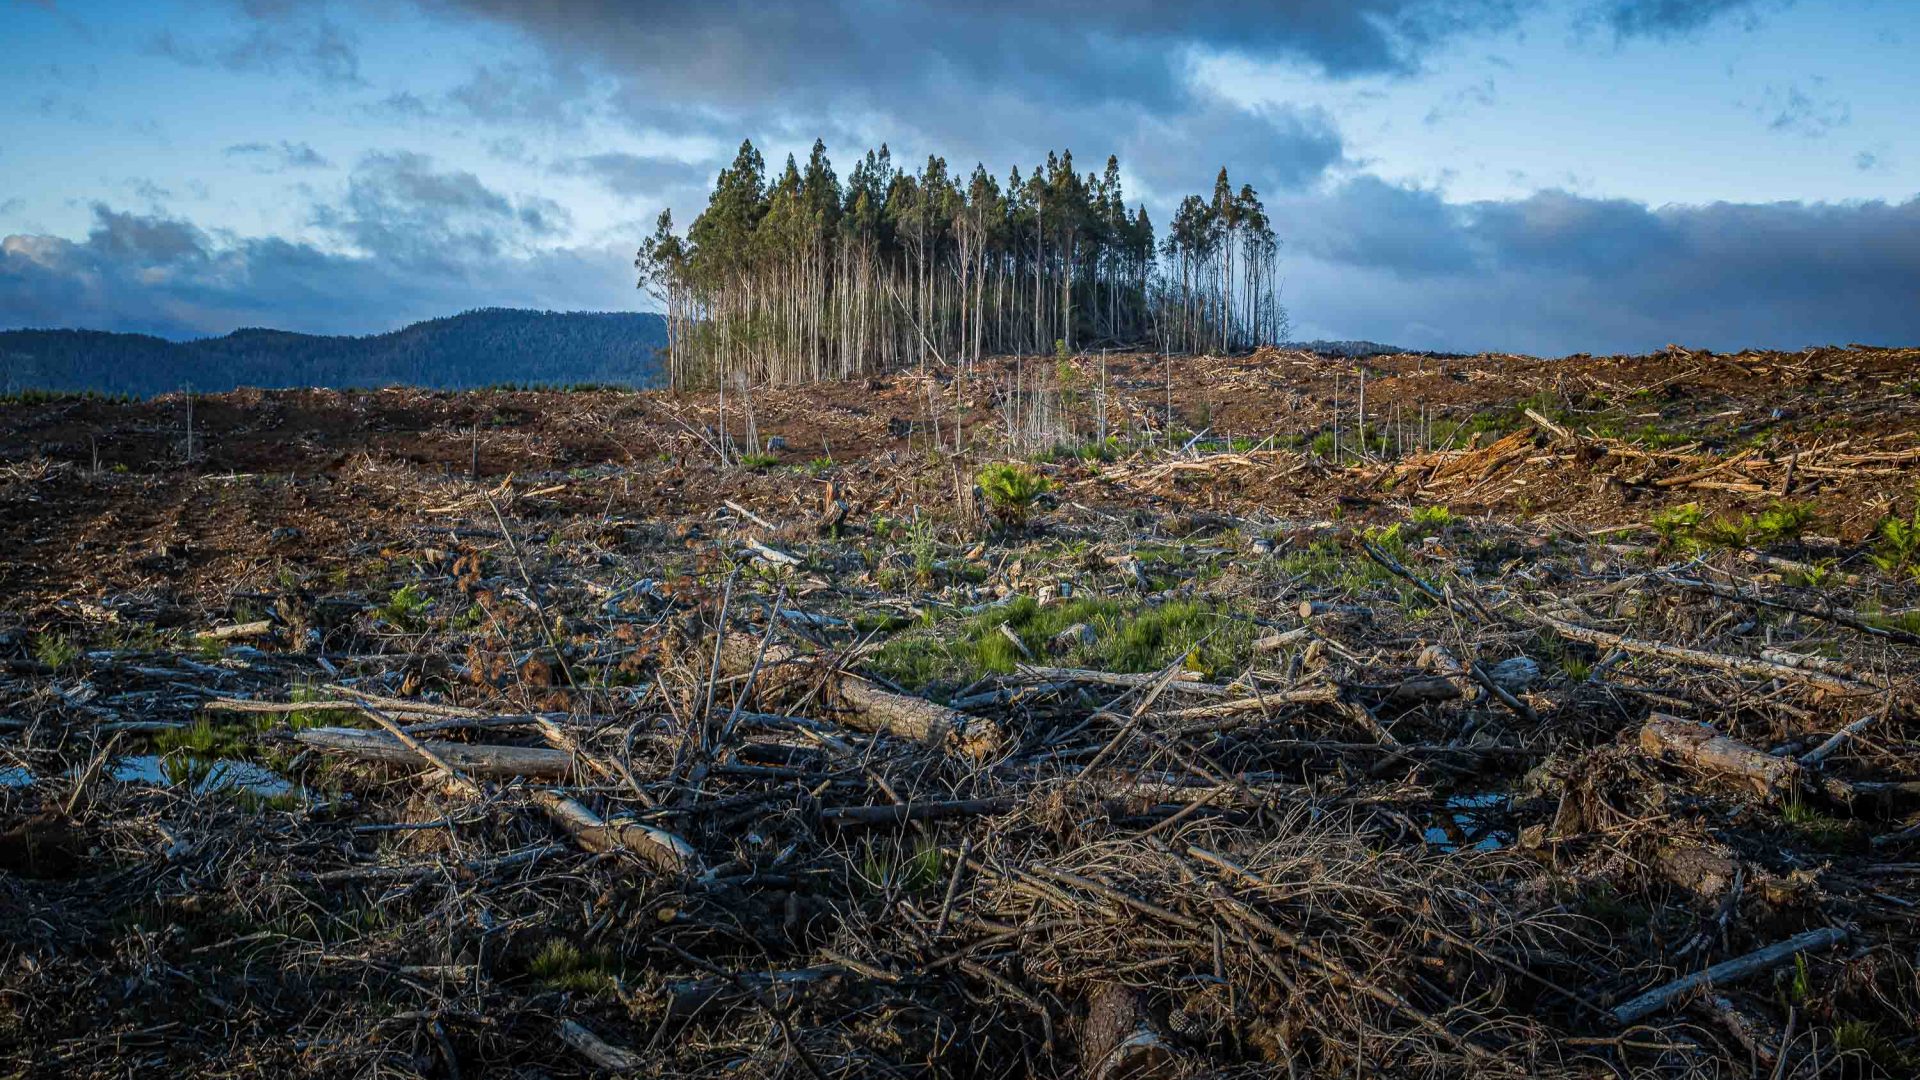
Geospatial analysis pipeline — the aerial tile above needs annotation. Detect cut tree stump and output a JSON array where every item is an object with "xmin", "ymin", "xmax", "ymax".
[{"xmin": 1079, "ymin": 984, "xmax": 1182, "ymax": 1080}]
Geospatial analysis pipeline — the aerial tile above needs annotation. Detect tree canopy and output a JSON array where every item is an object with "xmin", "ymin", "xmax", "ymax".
[{"xmin": 638, "ymin": 140, "xmax": 1283, "ymax": 388}]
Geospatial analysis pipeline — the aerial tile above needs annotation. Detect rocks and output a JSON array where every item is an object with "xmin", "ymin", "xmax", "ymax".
[
  {"xmin": 1485, "ymin": 655, "xmax": 1541, "ymax": 694},
  {"xmin": 1050, "ymin": 622, "xmax": 1097, "ymax": 655}
]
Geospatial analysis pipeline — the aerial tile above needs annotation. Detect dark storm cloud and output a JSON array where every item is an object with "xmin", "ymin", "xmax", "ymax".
[
  {"xmin": 433, "ymin": 0, "xmax": 1526, "ymax": 109},
  {"xmin": 1282, "ymin": 181, "xmax": 1920, "ymax": 354},
  {"xmin": 397, "ymin": 0, "xmax": 1516, "ymax": 180},
  {"xmin": 225, "ymin": 140, "xmax": 333, "ymax": 171},
  {"xmin": 0, "ymin": 203, "xmax": 634, "ymax": 339}
]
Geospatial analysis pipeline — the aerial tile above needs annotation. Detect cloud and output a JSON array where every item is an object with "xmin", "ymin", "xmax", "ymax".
[
  {"xmin": 1422, "ymin": 76, "xmax": 1498, "ymax": 126},
  {"xmin": 438, "ymin": 0, "xmax": 1524, "ymax": 106},
  {"xmin": 1759, "ymin": 81, "xmax": 1850, "ymax": 138},
  {"xmin": 1120, "ymin": 102, "xmax": 1347, "ymax": 203},
  {"xmin": 313, "ymin": 151, "xmax": 572, "ymax": 268},
  {"xmin": 1591, "ymin": 0, "xmax": 1783, "ymax": 39},
  {"xmin": 1280, "ymin": 181, "xmax": 1920, "ymax": 354},
  {"xmin": 1, "ymin": 202, "xmax": 635, "ymax": 339},
  {"xmin": 554, "ymin": 152, "xmax": 711, "ymax": 199},
  {"xmin": 388, "ymin": 0, "xmax": 1507, "ymax": 194},
  {"xmin": 225, "ymin": 140, "xmax": 333, "ymax": 171},
  {"xmin": 149, "ymin": 10, "xmax": 365, "ymax": 86},
  {"xmin": 446, "ymin": 60, "xmax": 598, "ymax": 126}
]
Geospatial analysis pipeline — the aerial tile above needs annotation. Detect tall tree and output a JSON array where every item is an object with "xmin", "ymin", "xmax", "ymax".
[{"xmin": 639, "ymin": 139, "xmax": 1281, "ymax": 389}]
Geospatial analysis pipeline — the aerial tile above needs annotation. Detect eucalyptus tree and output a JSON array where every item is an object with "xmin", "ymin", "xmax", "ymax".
[{"xmin": 639, "ymin": 139, "xmax": 1282, "ymax": 389}]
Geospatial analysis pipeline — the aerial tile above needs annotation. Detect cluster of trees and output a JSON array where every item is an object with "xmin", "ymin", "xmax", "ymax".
[
  {"xmin": 1, "ymin": 309, "xmax": 667, "ymax": 397},
  {"xmin": 636, "ymin": 140, "xmax": 1284, "ymax": 389}
]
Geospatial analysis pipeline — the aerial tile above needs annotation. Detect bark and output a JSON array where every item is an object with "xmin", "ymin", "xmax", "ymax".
[
  {"xmin": 720, "ymin": 635, "xmax": 1003, "ymax": 758},
  {"xmin": 292, "ymin": 726, "xmax": 575, "ymax": 780},
  {"xmin": 1610, "ymin": 927, "xmax": 1847, "ymax": 1024},
  {"xmin": 1639, "ymin": 715, "xmax": 1798, "ymax": 797},
  {"xmin": 534, "ymin": 790, "xmax": 701, "ymax": 875},
  {"xmin": 1079, "ymin": 984, "xmax": 1182, "ymax": 1080}
]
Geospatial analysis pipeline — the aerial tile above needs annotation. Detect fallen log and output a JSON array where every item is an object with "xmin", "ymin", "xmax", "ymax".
[
  {"xmin": 1610, "ymin": 926, "xmax": 1848, "ymax": 1024},
  {"xmin": 1156, "ymin": 683, "xmax": 1342, "ymax": 722},
  {"xmin": 534, "ymin": 790, "xmax": 701, "ymax": 875},
  {"xmin": 1533, "ymin": 612, "xmax": 1885, "ymax": 696},
  {"xmin": 199, "ymin": 620, "xmax": 273, "ymax": 641},
  {"xmin": 744, "ymin": 538, "xmax": 801, "ymax": 566},
  {"xmin": 292, "ymin": 727, "xmax": 576, "ymax": 780},
  {"xmin": 721, "ymin": 636, "xmax": 1003, "ymax": 759},
  {"xmin": 664, "ymin": 966, "xmax": 842, "ymax": 1017},
  {"xmin": 1252, "ymin": 625, "xmax": 1313, "ymax": 652},
  {"xmin": 1014, "ymin": 664, "xmax": 1222, "ymax": 697},
  {"xmin": 1638, "ymin": 715, "xmax": 1798, "ymax": 797},
  {"xmin": 555, "ymin": 1019, "xmax": 644, "ymax": 1074},
  {"xmin": 818, "ymin": 796, "xmax": 1018, "ymax": 826}
]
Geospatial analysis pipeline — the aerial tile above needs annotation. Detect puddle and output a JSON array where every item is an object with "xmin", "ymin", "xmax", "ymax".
[
  {"xmin": 1423, "ymin": 792, "xmax": 1515, "ymax": 852},
  {"xmin": 0, "ymin": 766, "xmax": 34, "ymax": 788}
]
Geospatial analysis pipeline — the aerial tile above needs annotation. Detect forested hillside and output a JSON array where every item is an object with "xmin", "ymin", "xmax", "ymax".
[
  {"xmin": 638, "ymin": 141, "xmax": 1286, "ymax": 388},
  {"xmin": 1, "ymin": 308, "xmax": 666, "ymax": 398}
]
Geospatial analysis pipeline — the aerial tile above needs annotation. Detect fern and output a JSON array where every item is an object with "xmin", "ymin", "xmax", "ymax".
[{"xmin": 977, "ymin": 462, "xmax": 1049, "ymax": 528}]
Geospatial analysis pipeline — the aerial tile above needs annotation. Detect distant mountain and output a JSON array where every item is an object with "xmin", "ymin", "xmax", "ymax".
[
  {"xmin": 1287, "ymin": 339, "xmax": 1417, "ymax": 358},
  {"xmin": 0, "ymin": 308, "xmax": 667, "ymax": 398}
]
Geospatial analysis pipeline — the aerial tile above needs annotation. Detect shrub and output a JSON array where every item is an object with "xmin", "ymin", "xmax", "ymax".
[
  {"xmin": 977, "ymin": 462, "xmax": 1049, "ymax": 528},
  {"xmin": 378, "ymin": 584, "xmax": 431, "ymax": 631},
  {"xmin": 1872, "ymin": 505, "xmax": 1920, "ymax": 579},
  {"xmin": 739, "ymin": 452, "xmax": 779, "ymax": 471},
  {"xmin": 907, "ymin": 517, "xmax": 938, "ymax": 585},
  {"xmin": 1650, "ymin": 503, "xmax": 1709, "ymax": 550},
  {"xmin": 32, "ymin": 632, "xmax": 80, "ymax": 672},
  {"xmin": 1653, "ymin": 500, "xmax": 1815, "ymax": 553}
]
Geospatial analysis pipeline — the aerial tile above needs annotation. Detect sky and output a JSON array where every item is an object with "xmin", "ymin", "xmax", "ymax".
[{"xmin": 1, "ymin": 0, "xmax": 1916, "ymax": 355}]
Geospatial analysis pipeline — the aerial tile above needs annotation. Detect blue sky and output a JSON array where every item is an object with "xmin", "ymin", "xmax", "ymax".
[{"xmin": 2, "ymin": 0, "xmax": 1916, "ymax": 354}]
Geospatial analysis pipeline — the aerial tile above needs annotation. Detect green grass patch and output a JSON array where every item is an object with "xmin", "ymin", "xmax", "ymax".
[
  {"xmin": 858, "ymin": 836, "xmax": 944, "ymax": 896},
  {"xmin": 863, "ymin": 594, "xmax": 1257, "ymax": 693},
  {"xmin": 526, "ymin": 939, "xmax": 623, "ymax": 996},
  {"xmin": 1781, "ymin": 793, "xmax": 1856, "ymax": 852}
]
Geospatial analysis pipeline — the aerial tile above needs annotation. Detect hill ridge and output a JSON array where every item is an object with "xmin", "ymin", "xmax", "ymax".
[{"xmin": 1, "ymin": 308, "xmax": 667, "ymax": 398}]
